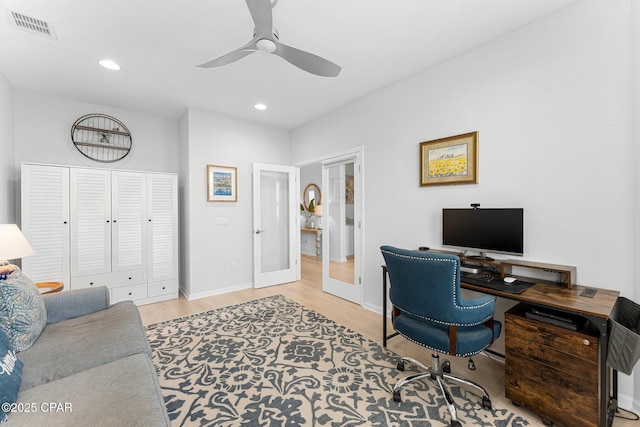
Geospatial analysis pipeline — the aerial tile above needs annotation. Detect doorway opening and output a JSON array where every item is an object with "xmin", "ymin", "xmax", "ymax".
[{"xmin": 297, "ymin": 147, "xmax": 363, "ymax": 304}]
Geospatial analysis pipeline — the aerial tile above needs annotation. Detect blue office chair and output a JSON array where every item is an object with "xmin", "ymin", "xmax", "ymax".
[{"xmin": 380, "ymin": 246, "xmax": 501, "ymax": 427}]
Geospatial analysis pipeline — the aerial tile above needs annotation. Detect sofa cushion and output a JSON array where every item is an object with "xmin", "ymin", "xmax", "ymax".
[
  {"xmin": 4, "ymin": 353, "xmax": 170, "ymax": 426},
  {"xmin": 18, "ymin": 301, "xmax": 151, "ymax": 391},
  {"xmin": 43, "ymin": 286, "xmax": 110, "ymax": 325},
  {"xmin": 0, "ymin": 329, "xmax": 23, "ymax": 423},
  {"xmin": 0, "ymin": 269, "xmax": 46, "ymax": 352}
]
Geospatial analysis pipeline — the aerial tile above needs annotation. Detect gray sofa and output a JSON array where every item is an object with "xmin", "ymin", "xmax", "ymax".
[{"xmin": 6, "ymin": 286, "xmax": 170, "ymax": 426}]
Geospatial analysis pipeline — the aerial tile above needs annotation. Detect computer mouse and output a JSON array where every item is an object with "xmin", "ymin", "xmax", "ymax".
[{"xmin": 503, "ymin": 277, "xmax": 517, "ymax": 284}]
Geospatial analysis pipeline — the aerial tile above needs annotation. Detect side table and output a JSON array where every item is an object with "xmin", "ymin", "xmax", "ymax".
[
  {"xmin": 301, "ymin": 228, "xmax": 322, "ymax": 260},
  {"xmin": 36, "ymin": 281, "xmax": 64, "ymax": 294}
]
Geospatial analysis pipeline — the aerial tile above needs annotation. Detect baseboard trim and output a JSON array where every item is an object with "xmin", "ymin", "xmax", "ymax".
[
  {"xmin": 361, "ymin": 302, "xmax": 383, "ymax": 316},
  {"xmin": 180, "ymin": 282, "xmax": 253, "ymax": 301}
]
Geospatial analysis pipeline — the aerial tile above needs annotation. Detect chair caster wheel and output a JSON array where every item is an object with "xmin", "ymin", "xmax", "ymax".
[
  {"xmin": 468, "ymin": 358, "xmax": 476, "ymax": 370},
  {"xmin": 397, "ymin": 360, "xmax": 405, "ymax": 371},
  {"xmin": 482, "ymin": 396, "xmax": 492, "ymax": 410},
  {"xmin": 442, "ymin": 362, "xmax": 451, "ymax": 374},
  {"xmin": 392, "ymin": 390, "xmax": 401, "ymax": 402},
  {"xmin": 450, "ymin": 421, "xmax": 462, "ymax": 427},
  {"xmin": 541, "ymin": 418, "xmax": 553, "ymax": 426}
]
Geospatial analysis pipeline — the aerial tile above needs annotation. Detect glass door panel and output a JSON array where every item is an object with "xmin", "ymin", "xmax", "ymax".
[{"xmin": 253, "ymin": 164, "xmax": 299, "ymax": 288}]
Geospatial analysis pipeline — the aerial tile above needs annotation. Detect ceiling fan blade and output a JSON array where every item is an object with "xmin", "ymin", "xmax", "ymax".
[
  {"xmin": 197, "ymin": 39, "xmax": 258, "ymax": 68},
  {"xmin": 275, "ymin": 42, "xmax": 341, "ymax": 77},
  {"xmin": 246, "ymin": 0, "xmax": 273, "ymax": 37}
]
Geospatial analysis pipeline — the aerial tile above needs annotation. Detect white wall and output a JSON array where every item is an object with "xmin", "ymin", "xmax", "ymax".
[
  {"xmin": 181, "ymin": 108, "xmax": 290, "ymax": 299},
  {"xmin": 0, "ymin": 71, "xmax": 15, "ymax": 223},
  {"xmin": 178, "ymin": 109, "xmax": 191, "ymax": 296},
  {"xmin": 632, "ymin": 0, "xmax": 640, "ymax": 409},
  {"xmin": 292, "ymin": 0, "xmax": 634, "ymax": 305},
  {"xmin": 291, "ymin": 0, "xmax": 636, "ymax": 404},
  {"xmin": 14, "ymin": 91, "xmax": 179, "ymax": 173}
]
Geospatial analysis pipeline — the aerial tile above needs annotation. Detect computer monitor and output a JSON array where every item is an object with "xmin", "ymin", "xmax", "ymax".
[{"xmin": 442, "ymin": 208, "xmax": 524, "ymax": 260}]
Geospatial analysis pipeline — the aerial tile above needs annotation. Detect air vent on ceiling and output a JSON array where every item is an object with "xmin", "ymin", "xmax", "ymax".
[{"xmin": 7, "ymin": 10, "xmax": 57, "ymax": 39}]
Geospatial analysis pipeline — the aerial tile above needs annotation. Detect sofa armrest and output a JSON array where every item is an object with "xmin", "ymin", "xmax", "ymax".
[{"xmin": 43, "ymin": 286, "xmax": 111, "ymax": 324}]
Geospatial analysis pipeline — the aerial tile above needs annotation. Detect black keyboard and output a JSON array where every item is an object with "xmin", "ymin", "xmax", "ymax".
[
  {"xmin": 462, "ymin": 274, "xmax": 498, "ymax": 287},
  {"xmin": 461, "ymin": 272, "xmax": 497, "ymax": 283}
]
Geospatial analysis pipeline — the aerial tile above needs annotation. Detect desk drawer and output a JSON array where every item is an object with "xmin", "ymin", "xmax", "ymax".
[
  {"xmin": 505, "ymin": 351, "xmax": 598, "ymax": 427},
  {"xmin": 505, "ymin": 313, "xmax": 598, "ymax": 381},
  {"xmin": 505, "ymin": 305, "xmax": 600, "ymax": 427}
]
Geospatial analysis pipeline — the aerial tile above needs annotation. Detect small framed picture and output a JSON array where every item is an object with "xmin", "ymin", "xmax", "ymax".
[
  {"xmin": 207, "ymin": 164, "xmax": 237, "ymax": 202},
  {"xmin": 420, "ymin": 131, "xmax": 478, "ymax": 186}
]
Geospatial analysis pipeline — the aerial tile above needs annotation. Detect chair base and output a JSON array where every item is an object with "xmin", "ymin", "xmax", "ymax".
[{"xmin": 392, "ymin": 354, "xmax": 492, "ymax": 427}]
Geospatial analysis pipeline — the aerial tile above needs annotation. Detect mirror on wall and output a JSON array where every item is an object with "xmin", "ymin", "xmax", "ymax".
[
  {"xmin": 328, "ymin": 162, "xmax": 355, "ymax": 285},
  {"xmin": 303, "ymin": 183, "xmax": 321, "ymax": 212}
]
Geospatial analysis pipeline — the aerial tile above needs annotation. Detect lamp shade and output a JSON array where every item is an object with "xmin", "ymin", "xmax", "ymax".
[
  {"xmin": 313, "ymin": 204, "xmax": 323, "ymax": 217},
  {"xmin": 0, "ymin": 224, "xmax": 35, "ymax": 261}
]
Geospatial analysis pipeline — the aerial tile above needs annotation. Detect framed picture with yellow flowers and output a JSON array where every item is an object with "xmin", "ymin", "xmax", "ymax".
[{"xmin": 420, "ymin": 131, "xmax": 478, "ymax": 186}]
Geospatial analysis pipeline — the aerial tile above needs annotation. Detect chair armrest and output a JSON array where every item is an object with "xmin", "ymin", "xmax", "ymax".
[
  {"xmin": 43, "ymin": 286, "xmax": 111, "ymax": 324},
  {"xmin": 459, "ymin": 294, "xmax": 497, "ymax": 325}
]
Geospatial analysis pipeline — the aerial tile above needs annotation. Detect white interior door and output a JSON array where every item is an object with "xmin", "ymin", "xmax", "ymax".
[
  {"xmin": 321, "ymin": 150, "xmax": 363, "ymax": 304},
  {"xmin": 253, "ymin": 164, "xmax": 300, "ymax": 288}
]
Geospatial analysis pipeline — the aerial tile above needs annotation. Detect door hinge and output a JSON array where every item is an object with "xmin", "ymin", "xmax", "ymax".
[{"xmin": 359, "ymin": 277, "xmax": 362, "ymax": 284}]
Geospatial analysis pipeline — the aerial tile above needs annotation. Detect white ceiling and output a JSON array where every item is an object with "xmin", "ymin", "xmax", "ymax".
[{"xmin": 0, "ymin": 0, "xmax": 579, "ymax": 130}]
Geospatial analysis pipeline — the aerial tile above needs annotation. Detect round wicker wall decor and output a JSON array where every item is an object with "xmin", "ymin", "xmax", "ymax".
[{"xmin": 71, "ymin": 114, "xmax": 132, "ymax": 163}]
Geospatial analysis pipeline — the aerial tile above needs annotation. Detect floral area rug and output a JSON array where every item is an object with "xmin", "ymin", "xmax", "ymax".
[{"xmin": 146, "ymin": 295, "xmax": 529, "ymax": 426}]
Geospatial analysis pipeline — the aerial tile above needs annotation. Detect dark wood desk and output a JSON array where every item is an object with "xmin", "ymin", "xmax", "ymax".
[{"xmin": 381, "ymin": 265, "xmax": 619, "ymax": 427}]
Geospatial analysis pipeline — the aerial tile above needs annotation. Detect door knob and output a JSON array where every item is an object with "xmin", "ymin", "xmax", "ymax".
[{"xmin": 255, "ymin": 229, "xmax": 264, "ymax": 234}]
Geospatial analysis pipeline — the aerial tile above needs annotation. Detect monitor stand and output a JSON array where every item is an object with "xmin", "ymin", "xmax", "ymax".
[{"xmin": 466, "ymin": 252, "xmax": 495, "ymax": 261}]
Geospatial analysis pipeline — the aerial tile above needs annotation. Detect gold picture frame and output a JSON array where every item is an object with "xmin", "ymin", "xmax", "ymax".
[
  {"xmin": 420, "ymin": 131, "xmax": 478, "ymax": 186},
  {"xmin": 207, "ymin": 164, "xmax": 237, "ymax": 202}
]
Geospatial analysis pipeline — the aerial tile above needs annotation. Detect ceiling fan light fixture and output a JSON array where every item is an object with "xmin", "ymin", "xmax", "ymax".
[
  {"xmin": 197, "ymin": 1, "xmax": 340, "ymax": 77},
  {"xmin": 256, "ymin": 38, "xmax": 277, "ymax": 54},
  {"xmin": 99, "ymin": 59, "xmax": 121, "ymax": 71}
]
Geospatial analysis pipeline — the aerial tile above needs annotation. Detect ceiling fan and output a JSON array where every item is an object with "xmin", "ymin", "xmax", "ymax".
[{"xmin": 197, "ymin": 0, "xmax": 341, "ymax": 77}]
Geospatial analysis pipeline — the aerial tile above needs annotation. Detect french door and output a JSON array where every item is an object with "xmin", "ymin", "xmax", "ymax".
[
  {"xmin": 252, "ymin": 164, "xmax": 300, "ymax": 288},
  {"xmin": 321, "ymin": 149, "xmax": 363, "ymax": 304}
]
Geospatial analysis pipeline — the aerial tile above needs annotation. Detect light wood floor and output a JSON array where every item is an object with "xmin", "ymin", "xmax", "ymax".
[
  {"xmin": 138, "ymin": 256, "xmax": 637, "ymax": 427},
  {"xmin": 329, "ymin": 256, "xmax": 355, "ymax": 284}
]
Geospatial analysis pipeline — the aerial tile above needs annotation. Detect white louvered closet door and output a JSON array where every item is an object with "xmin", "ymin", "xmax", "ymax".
[
  {"xmin": 21, "ymin": 164, "xmax": 70, "ymax": 284},
  {"xmin": 70, "ymin": 168, "xmax": 111, "ymax": 277},
  {"xmin": 112, "ymin": 171, "xmax": 147, "ymax": 272},
  {"xmin": 147, "ymin": 173, "xmax": 178, "ymax": 283}
]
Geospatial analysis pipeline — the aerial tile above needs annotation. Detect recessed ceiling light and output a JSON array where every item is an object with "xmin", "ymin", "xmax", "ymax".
[
  {"xmin": 99, "ymin": 59, "xmax": 121, "ymax": 71},
  {"xmin": 254, "ymin": 103, "xmax": 267, "ymax": 111}
]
